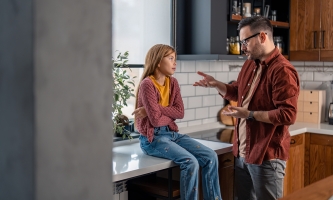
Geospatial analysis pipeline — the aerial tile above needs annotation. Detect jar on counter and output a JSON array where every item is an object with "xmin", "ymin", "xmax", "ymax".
[
  {"xmin": 274, "ymin": 36, "xmax": 284, "ymax": 54},
  {"xmin": 226, "ymin": 38, "xmax": 230, "ymax": 53},
  {"xmin": 229, "ymin": 36, "xmax": 240, "ymax": 55}
]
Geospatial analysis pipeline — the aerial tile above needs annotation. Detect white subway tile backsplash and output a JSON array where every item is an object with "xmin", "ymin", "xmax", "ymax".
[
  {"xmin": 188, "ymin": 96, "xmax": 202, "ymax": 108},
  {"xmin": 302, "ymin": 81, "xmax": 324, "ymax": 90},
  {"xmin": 181, "ymin": 85, "xmax": 195, "ymax": 97},
  {"xmin": 323, "ymin": 66, "xmax": 333, "ymax": 72},
  {"xmin": 304, "ymin": 61, "xmax": 323, "ymax": 67},
  {"xmin": 183, "ymin": 109, "xmax": 196, "ymax": 121},
  {"xmin": 202, "ymin": 118, "xmax": 218, "ymax": 124},
  {"xmin": 314, "ymin": 72, "xmax": 333, "ymax": 81},
  {"xmin": 177, "ymin": 122, "xmax": 188, "ymax": 128},
  {"xmin": 223, "ymin": 61, "xmax": 243, "ymax": 72},
  {"xmin": 290, "ymin": 61, "xmax": 305, "ymax": 67},
  {"xmin": 209, "ymin": 106, "xmax": 222, "ymax": 118},
  {"xmin": 176, "ymin": 61, "xmax": 181, "ymax": 72},
  {"xmin": 180, "ymin": 61, "xmax": 196, "ymax": 72},
  {"xmin": 188, "ymin": 120, "xmax": 203, "ymax": 127},
  {"xmin": 175, "ymin": 60, "xmax": 333, "ymax": 127},
  {"xmin": 228, "ymin": 72, "xmax": 239, "ymax": 82},
  {"xmin": 189, "ymin": 73, "xmax": 201, "ymax": 85},
  {"xmin": 196, "ymin": 87, "xmax": 209, "ymax": 95},
  {"xmin": 298, "ymin": 71, "xmax": 314, "ymax": 81},
  {"xmin": 203, "ymin": 95, "xmax": 216, "ymax": 107},
  {"xmin": 210, "ymin": 61, "xmax": 223, "ymax": 72},
  {"xmin": 294, "ymin": 66, "xmax": 304, "ymax": 72},
  {"xmin": 195, "ymin": 107, "xmax": 209, "ymax": 119},
  {"xmin": 182, "ymin": 97, "xmax": 188, "ymax": 109},
  {"xmin": 215, "ymin": 95, "xmax": 224, "ymax": 106},
  {"xmin": 216, "ymin": 72, "xmax": 229, "ymax": 83},
  {"xmin": 324, "ymin": 62, "xmax": 333, "ymax": 67},
  {"xmin": 196, "ymin": 61, "xmax": 210, "ymax": 72},
  {"xmin": 174, "ymin": 73, "xmax": 188, "ymax": 85},
  {"xmin": 209, "ymin": 88, "xmax": 217, "ymax": 95}
]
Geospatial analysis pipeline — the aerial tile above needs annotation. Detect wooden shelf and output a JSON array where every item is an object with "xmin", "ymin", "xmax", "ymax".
[{"xmin": 230, "ymin": 14, "xmax": 289, "ymax": 28}]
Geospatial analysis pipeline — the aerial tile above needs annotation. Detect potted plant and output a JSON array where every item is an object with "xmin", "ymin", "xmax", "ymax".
[{"xmin": 112, "ymin": 51, "xmax": 136, "ymax": 139}]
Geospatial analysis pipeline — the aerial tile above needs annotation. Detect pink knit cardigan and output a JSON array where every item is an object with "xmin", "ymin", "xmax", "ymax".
[{"xmin": 135, "ymin": 76, "xmax": 184, "ymax": 142}]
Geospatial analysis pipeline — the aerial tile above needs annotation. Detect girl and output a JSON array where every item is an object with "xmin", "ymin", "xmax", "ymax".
[{"xmin": 132, "ymin": 44, "xmax": 222, "ymax": 200}]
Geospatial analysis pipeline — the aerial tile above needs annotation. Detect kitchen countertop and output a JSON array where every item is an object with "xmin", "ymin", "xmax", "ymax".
[
  {"xmin": 112, "ymin": 122, "xmax": 333, "ymax": 182},
  {"xmin": 112, "ymin": 139, "xmax": 232, "ymax": 182}
]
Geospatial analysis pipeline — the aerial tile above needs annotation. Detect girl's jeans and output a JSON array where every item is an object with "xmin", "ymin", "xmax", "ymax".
[{"xmin": 139, "ymin": 126, "xmax": 222, "ymax": 200}]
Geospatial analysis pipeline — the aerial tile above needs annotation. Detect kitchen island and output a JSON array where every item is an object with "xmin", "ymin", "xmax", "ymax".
[{"xmin": 112, "ymin": 122, "xmax": 333, "ymax": 199}]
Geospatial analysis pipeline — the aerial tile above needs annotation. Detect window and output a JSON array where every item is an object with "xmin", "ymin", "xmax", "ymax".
[
  {"xmin": 112, "ymin": 0, "xmax": 172, "ymax": 119},
  {"xmin": 112, "ymin": 0, "xmax": 172, "ymax": 64}
]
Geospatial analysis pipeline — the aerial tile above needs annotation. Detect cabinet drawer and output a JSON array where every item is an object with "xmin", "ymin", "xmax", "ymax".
[
  {"xmin": 303, "ymin": 90, "xmax": 319, "ymax": 102},
  {"xmin": 303, "ymin": 101, "xmax": 319, "ymax": 112},
  {"xmin": 218, "ymin": 152, "xmax": 234, "ymax": 168},
  {"xmin": 296, "ymin": 112, "xmax": 303, "ymax": 122},
  {"xmin": 297, "ymin": 101, "xmax": 304, "ymax": 112},
  {"xmin": 303, "ymin": 112, "xmax": 319, "ymax": 123}
]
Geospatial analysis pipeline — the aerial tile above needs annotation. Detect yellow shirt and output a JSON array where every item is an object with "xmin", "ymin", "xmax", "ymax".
[{"xmin": 149, "ymin": 75, "xmax": 170, "ymax": 107}]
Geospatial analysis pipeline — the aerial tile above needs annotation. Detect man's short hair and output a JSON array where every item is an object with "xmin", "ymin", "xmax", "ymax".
[{"xmin": 238, "ymin": 16, "xmax": 273, "ymax": 39}]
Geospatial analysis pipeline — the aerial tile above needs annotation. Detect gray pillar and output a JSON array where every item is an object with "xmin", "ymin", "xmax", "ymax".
[
  {"xmin": 0, "ymin": 0, "xmax": 113, "ymax": 199},
  {"xmin": 0, "ymin": 0, "xmax": 35, "ymax": 199}
]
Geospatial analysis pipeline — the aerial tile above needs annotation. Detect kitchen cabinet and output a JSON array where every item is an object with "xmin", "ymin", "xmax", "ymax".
[
  {"xmin": 283, "ymin": 132, "xmax": 333, "ymax": 196},
  {"xmin": 290, "ymin": 0, "xmax": 333, "ymax": 61},
  {"xmin": 175, "ymin": 0, "xmax": 291, "ymax": 60},
  {"xmin": 218, "ymin": 152, "xmax": 234, "ymax": 200},
  {"xmin": 309, "ymin": 133, "xmax": 333, "ymax": 184},
  {"xmin": 283, "ymin": 133, "xmax": 309, "ymax": 196}
]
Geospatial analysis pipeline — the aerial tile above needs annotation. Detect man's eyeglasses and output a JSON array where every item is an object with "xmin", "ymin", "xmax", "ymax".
[{"xmin": 239, "ymin": 33, "xmax": 261, "ymax": 46}]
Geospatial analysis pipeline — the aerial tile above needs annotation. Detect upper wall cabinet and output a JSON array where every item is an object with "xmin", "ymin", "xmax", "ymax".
[
  {"xmin": 175, "ymin": 0, "xmax": 291, "ymax": 60},
  {"xmin": 290, "ymin": 0, "xmax": 333, "ymax": 61}
]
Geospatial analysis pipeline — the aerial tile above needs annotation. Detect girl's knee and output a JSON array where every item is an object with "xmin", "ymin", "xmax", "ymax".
[{"xmin": 185, "ymin": 157, "xmax": 199, "ymax": 171}]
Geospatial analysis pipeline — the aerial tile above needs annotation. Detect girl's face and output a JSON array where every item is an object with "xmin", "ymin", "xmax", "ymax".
[{"xmin": 158, "ymin": 52, "xmax": 176, "ymax": 76}]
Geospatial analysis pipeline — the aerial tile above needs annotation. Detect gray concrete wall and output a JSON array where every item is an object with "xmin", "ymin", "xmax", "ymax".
[
  {"xmin": 0, "ymin": 1, "xmax": 35, "ymax": 199},
  {"xmin": 1, "ymin": 0, "xmax": 114, "ymax": 199},
  {"xmin": 34, "ymin": 0, "xmax": 113, "ymax": 199}
]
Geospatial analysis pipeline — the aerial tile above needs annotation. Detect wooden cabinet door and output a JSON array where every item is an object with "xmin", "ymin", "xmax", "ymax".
[
  {"xmin": 290, "ymin": 0, "xmax": 320, "ymax": 61},
  {"xmin": 309, "ymin": 134, "xmax": 333, "ymax": 184},
  {"xmin": 283, "ymin": 133, "xmax": 307, "ymax": 196},
  {"xmin": 218, "ymin": 152, "xmax": 234, "ymax": 200},
  {"xmin": 319, "ymin": 0, "xmax": 333, "ymax": 61}
]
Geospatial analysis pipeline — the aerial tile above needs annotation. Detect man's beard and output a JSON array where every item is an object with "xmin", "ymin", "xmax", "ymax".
[{"xmin": 246, "ymin": 44, "xmax": 263, "ymax": 61}]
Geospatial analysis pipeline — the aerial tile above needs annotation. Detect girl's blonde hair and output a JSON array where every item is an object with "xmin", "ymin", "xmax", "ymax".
[{"xmin": 135, "ymin": 44, "xmax": 176, "ymax": 109}]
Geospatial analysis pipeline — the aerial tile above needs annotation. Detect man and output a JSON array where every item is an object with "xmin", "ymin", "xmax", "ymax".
[{"xmin": 193, "ymin": 16, "xmax": 299, "ymax": 200}]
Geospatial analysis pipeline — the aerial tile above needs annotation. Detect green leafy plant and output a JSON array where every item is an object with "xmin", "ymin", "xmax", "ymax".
[{"xmin": 112, "ymin": 51, "xmax": 136, "ymax": 139}]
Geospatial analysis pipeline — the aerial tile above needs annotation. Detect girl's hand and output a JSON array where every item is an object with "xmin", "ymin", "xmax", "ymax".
[{"xmin": 132, "ymin": 107, "xmax": 147, "ymax": 119}]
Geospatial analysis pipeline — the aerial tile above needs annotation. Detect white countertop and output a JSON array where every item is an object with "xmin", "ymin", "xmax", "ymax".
[
  {"xmin": 112, "ymin": 139, "xmax": 232, "ymax": 182},
  {"xmin": 112, "ymin": 122, "xmax": 333, "ymax": 182}
]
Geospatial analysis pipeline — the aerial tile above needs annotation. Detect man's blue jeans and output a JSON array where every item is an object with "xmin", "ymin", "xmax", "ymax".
[
  {"xmin": 235, "ymin": 156, "xmax": 286, "ymax": 200},
  {"xmin": 139, "ymin": 126, "xmax": 222, "ymax": 200}
]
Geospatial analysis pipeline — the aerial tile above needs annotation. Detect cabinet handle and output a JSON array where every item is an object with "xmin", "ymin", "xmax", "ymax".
[
  {"xmin": 223, "ymin": 159, "xmax": 232, "ymax": 163},
  {"xmin": 290, "ymin": 139, "xmax": 296, "ymax": 144},
  {"xmin": 321, "ymin": 30, "xmax": 325, "ymax": 49},
  {"xmin": 313, "ymin": 31, "xmax": 317, "ymax": 49}
]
